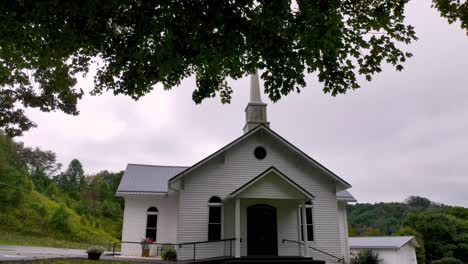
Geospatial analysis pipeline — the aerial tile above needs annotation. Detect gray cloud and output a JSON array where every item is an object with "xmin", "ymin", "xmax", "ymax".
[{"xmin": 20, "ymin": 1, "xmax": 468, "ymax": 207}]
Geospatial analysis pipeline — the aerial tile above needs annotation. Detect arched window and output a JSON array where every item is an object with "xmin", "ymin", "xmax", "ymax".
[
  {"xmin": 300, "ymin": 201, "xmax": 314, "ymax": 241},
  {"xmin": 208, "ymin": 196, "xmax": 222, "ymax": 241},
  {"xmin": 146, "ymin": 207, "xmax": 158, "ymax": 241}
]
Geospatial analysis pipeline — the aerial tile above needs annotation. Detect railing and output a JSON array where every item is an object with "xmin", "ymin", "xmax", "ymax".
[
  {"xmin": 114, "ymin": 238, "xmax": 237, "ymax": 262},
  {"xmin": 178, "ymin": 238, "xmax": 237, "ymax": 263},
  {"xmin": 112, "ymin": 241, "xmax": 178, "ymax": 256},
  {"xmin": 282, "ymin": 239, "xmax": 345, "ymax": 263}
]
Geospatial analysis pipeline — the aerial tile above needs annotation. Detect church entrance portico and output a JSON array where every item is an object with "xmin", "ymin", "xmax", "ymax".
[{"xmin": 225, "ymin": 167, "xmax": 315, "ymax": 258}]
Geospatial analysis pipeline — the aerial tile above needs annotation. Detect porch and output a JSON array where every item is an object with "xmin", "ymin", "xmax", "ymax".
[{"xmin": 223, "ymin": 167, "xmax": 315, "ymax": 259}]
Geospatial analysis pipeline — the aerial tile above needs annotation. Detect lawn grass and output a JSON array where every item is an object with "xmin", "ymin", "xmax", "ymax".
[{"xmin": 0, "ymin": 229, "xmax": 114, "ymax": 250}]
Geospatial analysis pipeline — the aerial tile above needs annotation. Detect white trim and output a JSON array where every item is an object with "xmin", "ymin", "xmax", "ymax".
[
  {"xmin": 298, "ymin": 204, "xmax": 315, "ymax": 242},
  {"xmin": 301, "ymin": 201, "xmax": 309, "ymax": 257},
  {"xmin": 235, "ymin": 198, "xmax": 241, "ymax": 258},
  {"xmin": 228, "ymin": 167, "xmax": 315, "ymax": 200}
]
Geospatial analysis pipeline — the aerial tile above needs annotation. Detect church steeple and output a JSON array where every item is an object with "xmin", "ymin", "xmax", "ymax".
[{"xmin": 243, "ymin": 71, "xmax": 269, "ymax": 133}]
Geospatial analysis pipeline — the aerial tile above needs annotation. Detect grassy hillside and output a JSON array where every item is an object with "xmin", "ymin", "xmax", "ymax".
[
  {"xmin": 0, "ymin": 190, "xmax": 120, "ymax": 249},
  {"xmin": 0, "ymin": 132, "xmax": 123, "ymax": 249}
]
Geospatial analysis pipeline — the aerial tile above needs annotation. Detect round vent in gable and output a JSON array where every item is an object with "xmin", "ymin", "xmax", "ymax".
[{"xmin": 254, "ymin": 146, "xmax": 267, "ymax": 160}]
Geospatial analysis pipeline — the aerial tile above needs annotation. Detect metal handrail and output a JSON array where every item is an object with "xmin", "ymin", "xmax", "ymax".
[
  {"xmin": 178, "ymin": 238, "xmax": 237, "ymax": 262},
  {"xmin": 115, "ymin": 238, "xmax": 237, "ymax": 262},
  {"xmin": 178, "ymin": 237, "xmax": 236, "ymax": 246},
  {"xmin": 282, "ymin": 239, "xmax": 344, "ymax": 263}
]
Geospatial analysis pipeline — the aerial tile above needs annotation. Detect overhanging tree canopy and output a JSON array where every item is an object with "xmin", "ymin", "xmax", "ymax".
[{"xmin": 2, "ymin": 0, "xmax": 463, "ymax": 137}]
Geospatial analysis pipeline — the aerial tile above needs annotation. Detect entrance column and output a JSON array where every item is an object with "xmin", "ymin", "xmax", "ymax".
[
  {"xmin": 301, "ymin": 201, "xmax": 310, "ymax": 257},
  {"xmin": 235, "ymin": 198, "xmax": 241, "ymax": 258}
]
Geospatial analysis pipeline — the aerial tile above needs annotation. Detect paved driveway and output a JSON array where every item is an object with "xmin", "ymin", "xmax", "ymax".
[
  {"xmin": 0, "ymin": 245, "xmax": 88, "ymax": 261},
  {"xmin": 0, "ymin": 245, "xmax": 170, "ymax": 262}
]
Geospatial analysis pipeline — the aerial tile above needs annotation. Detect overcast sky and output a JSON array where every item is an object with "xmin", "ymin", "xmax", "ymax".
[{"xmin": 20, "ymin": 1, "xmax": 468, "ymax": 207}]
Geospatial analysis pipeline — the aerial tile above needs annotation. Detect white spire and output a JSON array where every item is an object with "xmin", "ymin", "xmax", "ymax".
[
  {"xmin": 243, "ymin": 71, "xmax": 269, "ymax": 133},
  {"xmin": 250, "ymin": 71, "xmax": 263, "ymax": 103}
]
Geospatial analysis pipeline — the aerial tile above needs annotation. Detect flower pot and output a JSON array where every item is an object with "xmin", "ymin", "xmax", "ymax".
[
  {"xmin": 88, "ymin": 252, "xmax": 102, "ymax": 260},
  {"xmin": 141, "ymin": 244, "xmax": 151, "ymax": 257}
]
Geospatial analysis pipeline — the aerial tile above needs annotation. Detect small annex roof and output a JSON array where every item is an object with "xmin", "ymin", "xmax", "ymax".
[
  {"xmin": 169, "ymin": 125, "xmax": 351, "ymax": 189},
  {"xmin": 227, "ymin": 166, "xmax": 315, "ymax": 200},
  {"xmin": 337, "ymin": 190, "xmax": 357, "ymax": 202},
  {"xmin": 349, "ymin": 236, "xmax": 420, "ymax": 249},
  {"xmin": 116, "ymin": 164, "xmax": 188, "ymax": 196}
]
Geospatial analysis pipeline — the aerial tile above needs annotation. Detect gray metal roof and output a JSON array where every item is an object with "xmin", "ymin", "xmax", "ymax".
[
  {"xmin": 337, "ymin": 190, "xmax": 357, "ymax": 202},
  {"xmin": 116, "ymin": 164, "xmax": 188, "ymax": 195},
  {"xmin": 349, "ymin": 236, "xmax": 419, "ymax": 249}
]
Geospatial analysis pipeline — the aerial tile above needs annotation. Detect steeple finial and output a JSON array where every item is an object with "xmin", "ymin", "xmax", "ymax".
[{"xmin": 243, "ymin": 71, "xmax": 269, "ymax": 133}]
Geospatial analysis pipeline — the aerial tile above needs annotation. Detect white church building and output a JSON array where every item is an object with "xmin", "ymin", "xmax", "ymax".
[{"xmin": 116, "ymin": 73, "xmax": 357, "ymax": 263}]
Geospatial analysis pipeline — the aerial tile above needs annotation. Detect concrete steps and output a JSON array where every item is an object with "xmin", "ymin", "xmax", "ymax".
[{"xmin": 189, "ymin": 257, "xmax": 325, "ymax": 264}]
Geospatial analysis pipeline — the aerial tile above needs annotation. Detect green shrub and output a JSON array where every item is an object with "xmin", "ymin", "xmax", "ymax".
[
  {"xmin": 161, "ymin": 247, "xmax": 177, "ymax": 261},
  {"xmin": 50, "ymin": 205, "xmax": 70, "ymax": 231},
  {"xmin": 351, "ymin": 249, "xmax": 380, "ymax": 264},
  {"xmin": 101, "ymin": 200, "xmax": 121, "ymax": 217},
  {"xmin": 86, "ymin": 245, "xmax": 105, "ymax": 254},
  {"xmin": 432, "ymin": 257, "xmax": 463, "ymax": 264}
]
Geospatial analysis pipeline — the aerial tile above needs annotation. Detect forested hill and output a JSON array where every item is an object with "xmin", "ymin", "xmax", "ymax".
[
  {"xmin": 0, "ymin": 131, "xmax": 124, "ymax": 248},
  {"xmin": 348, "ymin": 197, "xmax": 468, "ymax": 264}
]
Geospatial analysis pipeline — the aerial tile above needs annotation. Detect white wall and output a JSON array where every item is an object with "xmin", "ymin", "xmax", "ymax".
[
  {"xmin": 351, "ymin": 245, "xmax": 418, "ymax": 264},
  {"xmin": 176, "ymin": 131, "xmax": 344, "ymax": 262},
  {"xmin": 337, "ymin": 201, "xmax": 350, "ymax": 263},
  {"xmin": 398, "ymin": 244, "xmax": 418, "ymax": 264},
  {"xmin": 120, "ymin": 192, "xmax": 179, "ymax": 256}
]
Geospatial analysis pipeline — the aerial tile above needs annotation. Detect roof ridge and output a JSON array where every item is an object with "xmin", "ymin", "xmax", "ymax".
[{"xmin": 127, "ymin": 163, "xmax": 190, "ymax": 168}]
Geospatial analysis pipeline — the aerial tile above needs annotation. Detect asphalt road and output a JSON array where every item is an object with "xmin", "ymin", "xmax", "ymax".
[
  {"xmin": 0, "ymin": 245, "xmax": 169, "ymax": 262},
  {"xmin": 0, "ymin": 245, "xmax": 88, "ymax": 261}
]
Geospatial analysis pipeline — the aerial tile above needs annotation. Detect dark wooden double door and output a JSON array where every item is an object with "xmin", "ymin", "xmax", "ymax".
[{"xmin": 247, "ymin": 204, "xmax": 278, "ymax": 256}]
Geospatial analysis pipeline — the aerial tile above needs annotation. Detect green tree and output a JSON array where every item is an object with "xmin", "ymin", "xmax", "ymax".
[
  {"xmin": 50, "ymin": 205, "xmax": 70, "ymax": 231},
  {"xmin": 432, "ymin": 0, "xmax": 468, "ymax": 33},
  {"xmin": 0, "ymin": 0, "xmax": 421, "ymax": 136},
  {"xmin": 55, "ymin": 159, "xmax": 85, "ymax": 199},
  {"xmin": 403, "ymin": 211, "xmax": 467, "ymax": 263},
  {"xmin": 405, "ymin": 196, "xmax": 432, "ymax": 208},
  {"xmin": 12, "ymin": 142, "xmax": 61, "ymax": 176},
  {"xmin": 0, "ymin": 131, "xmax": 32, "ymax": 206},
  {"xmin": 432, "ymin": 257, "xmax": 463, "ymax": 264}
]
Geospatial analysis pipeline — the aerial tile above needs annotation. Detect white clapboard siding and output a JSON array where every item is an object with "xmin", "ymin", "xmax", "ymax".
[
  {"xmin": 176, "ymin": 131, "xmax": 344, "ymax": 261},
  {"xmin": 337, "ymin": 201, "xmax": 350, "ymax": 263},
  {"xmin": 121, "ymin": 192, "xmax": 178, "ymax": 256},
  {"xmin": 238, "ymin": 172, "xmax": 307, "ymax": 199}
]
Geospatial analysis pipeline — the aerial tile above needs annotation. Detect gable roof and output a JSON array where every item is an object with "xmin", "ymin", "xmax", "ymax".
[
  {"xmin": 168, "ymin": 125, "xmax": 351, "ymax": 188},
  {"xmin": 349, "ymin": 236, "xmax": 420, "ymax": 249},
  {"xmin": 116, "ymin": 164, "xmax": 188, "ymax": 196},
  {"xmin": 228, "ymin": 166, "xmax": 315, "ymax": 200},
  {"xmin": 337, "ymin": 190, "xmax": 357, "ymax": 202}
]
